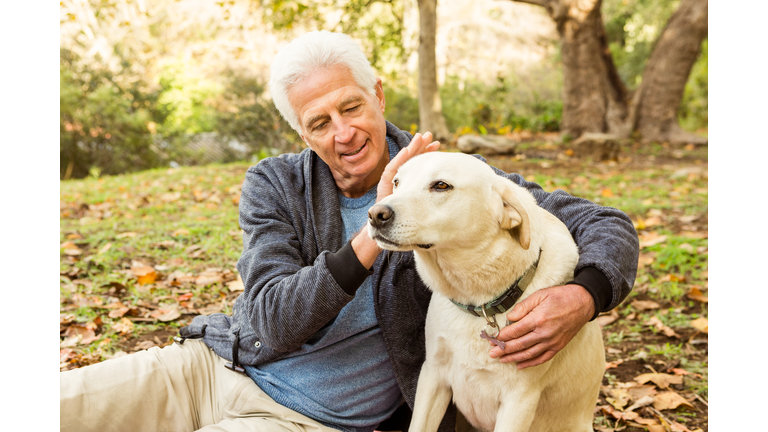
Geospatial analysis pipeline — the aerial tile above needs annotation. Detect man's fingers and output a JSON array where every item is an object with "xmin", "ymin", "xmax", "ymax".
[
  {"xmin": 489, "ymin": 331, "xmax": 538, "ymax": 358},
  {"xmin": 497, "ymin": 315, "xmax": 536, "ymax": 342},
  {"xmin": 506, "ymin": 292, "xmax": 545, "ymax": 322},
  {"xmin": 498, "ymin": 342, "xmax": 551, "ymax": 366},
  {"xmin": 512, "ymin": 349, "xmax": 558, "ymax": 370}
]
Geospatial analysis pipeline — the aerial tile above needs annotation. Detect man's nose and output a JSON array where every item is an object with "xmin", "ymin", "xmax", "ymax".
[
  {"xmin": 333, "ymin": 117, "xmax": 356, "ymax": 144},
  {"xmin": 368, "ymin": 204, "xmax": 395, "ymax": 229}
]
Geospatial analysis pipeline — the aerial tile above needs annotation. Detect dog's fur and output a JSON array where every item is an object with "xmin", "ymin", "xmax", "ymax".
[{"xmin": 367, "ymin": 152, "xmax": 605, "ymax": 432}]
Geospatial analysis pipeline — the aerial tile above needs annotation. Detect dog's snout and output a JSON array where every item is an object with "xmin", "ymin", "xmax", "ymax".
[{"xmin": 368, "ymin": 204, "xmax": 395, "ymax": 229}]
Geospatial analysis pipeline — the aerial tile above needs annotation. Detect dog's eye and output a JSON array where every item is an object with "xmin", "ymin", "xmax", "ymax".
[
  {"xmin": 393, "ymin": 179, "xmax": 399, "ymax": 188},
  {"xmin": 431, "ymin": 181, "xmax": 453, "ymax": 192}
]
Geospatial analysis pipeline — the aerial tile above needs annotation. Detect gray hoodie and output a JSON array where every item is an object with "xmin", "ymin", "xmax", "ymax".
[{"xmin": 178, "ymin": 121, "xmax": 640, "ymax": 431}]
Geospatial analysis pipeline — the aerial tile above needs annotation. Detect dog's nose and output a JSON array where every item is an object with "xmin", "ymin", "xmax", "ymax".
[{"xmin": 368, "ymin": 204, "xmax": 395, "ymax": 229}]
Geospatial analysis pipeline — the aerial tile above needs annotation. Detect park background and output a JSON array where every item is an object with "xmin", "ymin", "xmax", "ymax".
[{"xmin": 4, "ymin": 0, "xmax": 753, "ymax": 430}]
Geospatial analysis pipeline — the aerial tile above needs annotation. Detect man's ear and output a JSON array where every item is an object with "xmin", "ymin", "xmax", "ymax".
[
  {"xmin": 300, "ymin": 135, "xmax": 311, "ymax": 149},
  {"xmin": 493, "ymin": 180, "xmax": 531, "ymax": 250},
  {"xmin": 375, "ymin": 78, "xmax": 385, "ymax": 113}
]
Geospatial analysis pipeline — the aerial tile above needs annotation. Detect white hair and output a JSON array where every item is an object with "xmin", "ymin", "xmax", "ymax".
[{"xmin": 269, "ymin": 31, "xmax": 377, "ymax": 133}]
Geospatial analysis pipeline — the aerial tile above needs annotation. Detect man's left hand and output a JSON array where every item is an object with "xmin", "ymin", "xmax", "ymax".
[{"xmin": 489, "ymin": 284, "xmax": 595, "ymax": 369}]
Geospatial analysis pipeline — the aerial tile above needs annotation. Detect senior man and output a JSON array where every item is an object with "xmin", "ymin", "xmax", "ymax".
[{"xmin": 61, "ymin": 31, "xmax": 639, "ymax": 432}]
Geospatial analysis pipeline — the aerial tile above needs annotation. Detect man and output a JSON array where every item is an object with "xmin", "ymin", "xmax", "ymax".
[{"xmin": 60, "ymin": 31, "xmax": 639, "ymax": 432}]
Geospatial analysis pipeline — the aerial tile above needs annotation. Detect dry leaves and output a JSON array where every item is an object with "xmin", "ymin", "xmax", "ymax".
[
  {"xmin": 639, "ymin": 232, "xmax": 667, "ymax": 249},
  {"xmin": 634, "ymin": 373, "xmax": 683, "ymax": 389},
  {"xmin": 631, "ymin": 300, "xmax": 660, "ymax": 311},
  {"xmin": 644, "ymin": 316, "xmax": 680, "ymax": 338},
  {"xmin": 686, "ymin": 287, "xmax": 708, "ymax": 303},
  {"xmin": 689, "ymin": 317, "xmax": 708, "ymax": 333}
]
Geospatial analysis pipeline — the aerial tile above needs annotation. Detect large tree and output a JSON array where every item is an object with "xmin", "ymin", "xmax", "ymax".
[
  {"xmin": 506, "ymin": 0, "xmax": 708, "ymax": 143},
  {"xmin": 417, "ymin": 0, "xmax": 451, "ymax": 141}
]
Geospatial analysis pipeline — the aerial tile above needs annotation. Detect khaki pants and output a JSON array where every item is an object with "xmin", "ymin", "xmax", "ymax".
[{"xmin": 60, "ymin": 340, "xmax": 340, "ymax": 432}]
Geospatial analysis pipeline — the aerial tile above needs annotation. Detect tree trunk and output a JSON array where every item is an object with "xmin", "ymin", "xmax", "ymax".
[
  {"xmin": 553, "ymin": 0, "xmax": 629, "ymax": 137},
  {"xmin": 632, "ymin": 0, "xmax": 708, "ymax": 143},
  {"xmin": 510, "ymin": 0, "xmax": 707, "ymax": 143},
  {"xmin": 417, "ymin": 0, "xmax": 451, "ymax": 142}
]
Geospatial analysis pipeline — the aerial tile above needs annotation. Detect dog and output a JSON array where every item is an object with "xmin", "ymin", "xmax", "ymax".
[{"xmin": 367, "ymin": 152, "xmax": 605, "ymax": 432}]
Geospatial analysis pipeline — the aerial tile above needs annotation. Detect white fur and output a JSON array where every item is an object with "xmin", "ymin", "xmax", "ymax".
[{"xmin": 368, "ymin": 152, "xmax": 605, "ymax": 432}]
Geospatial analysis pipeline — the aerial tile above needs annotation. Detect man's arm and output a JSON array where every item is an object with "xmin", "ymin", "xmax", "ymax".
[{"xmin": 487, "ymin": 166, "xmax": 639, "ymax": 369}]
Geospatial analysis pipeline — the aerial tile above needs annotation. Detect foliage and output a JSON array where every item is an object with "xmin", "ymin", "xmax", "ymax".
[
  {"xmin": 60, "ymin": 49, "xmax": 161, "ymax": 180},
  {"xmin": 214, "ymin": 70, "xmax": 305, "ymax": 155},
  {"xmin": 678, "ymin": 39, "xmax": 708, "ymax": 132},
  {"xmin": 256, "ymin": 0, "xmax": 408, "ymax": 71},
  {"xmin": 602, "ymin": 0, "xmax": 707, "ymax": 131}
]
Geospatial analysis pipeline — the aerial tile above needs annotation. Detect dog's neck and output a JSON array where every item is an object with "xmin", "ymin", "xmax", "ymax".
[{"xmin": 413, "ymin": 232, "xmax": 542, "ymax": 307}]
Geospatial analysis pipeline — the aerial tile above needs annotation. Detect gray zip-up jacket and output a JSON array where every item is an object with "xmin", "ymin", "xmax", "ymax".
[{"xmin": 179, "ymin": 121, "xmax": 640, "ymax": 431}]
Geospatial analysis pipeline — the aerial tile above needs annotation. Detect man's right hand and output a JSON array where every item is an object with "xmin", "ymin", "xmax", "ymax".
[
  {"xmin": 376, "ymin": 132, "xmax": 440, "ymax": 202},
  {"xmin": 352, "ymin": 132, "xmax": 440, "ymax": 269}
]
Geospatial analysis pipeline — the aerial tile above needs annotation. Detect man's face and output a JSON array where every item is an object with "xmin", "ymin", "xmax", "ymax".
[{"xmin": 288, "ymin": 64, "xmax": 388, "ymax": 198}]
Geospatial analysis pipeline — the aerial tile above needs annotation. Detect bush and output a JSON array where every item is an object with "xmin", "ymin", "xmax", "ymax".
[{"xmin": 60, "ymin": 49, "xmax": 161, "ymax": 180}]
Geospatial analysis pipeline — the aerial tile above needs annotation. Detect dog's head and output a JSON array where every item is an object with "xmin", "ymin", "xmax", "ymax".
[{"xmin": 367, "ymin": 152, "xmax": 532, "ymax": 253}]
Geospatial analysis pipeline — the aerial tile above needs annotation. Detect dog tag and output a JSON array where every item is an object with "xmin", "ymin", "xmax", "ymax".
[{"xmin": 480, "ymin": 329, "xmax": 506, "ymax": 351}]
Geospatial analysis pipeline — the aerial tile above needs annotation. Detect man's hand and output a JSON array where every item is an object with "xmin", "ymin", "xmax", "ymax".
[
  {"xmin": 489, "ymin": 284, "xmax": 595, "ymax": 369},
  {"xmin": 376, "ymin": 132, "xmax": 440, "ymax": 202},
  {"xmin": 352, "ymin": 132, "xmax": 440, "ymax": 269}
]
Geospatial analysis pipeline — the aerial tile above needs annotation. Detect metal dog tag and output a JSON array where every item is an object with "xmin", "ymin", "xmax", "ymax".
[{"xmin": 480, "ymin": 329, "xmax": 506, "ymax": 351}]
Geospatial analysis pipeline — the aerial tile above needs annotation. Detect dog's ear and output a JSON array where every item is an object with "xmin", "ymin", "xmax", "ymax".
[{"xmin": 493, "ymin": 180, "xmax": 531, "ymax": 250}]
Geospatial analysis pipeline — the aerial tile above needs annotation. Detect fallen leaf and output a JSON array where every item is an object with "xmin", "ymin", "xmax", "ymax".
[
  {"xmin": 227, "ymin": 275, "xmax": 244, "ymax": 292},
  {"xmin": 634, "ymin": 373, "xmax": 683, "ymax": 389},
  {"xmin": 653, "ymin": 391, "xmax": 694, "ymax": 410},
  {"xmin": 625, "ymin": 395, "xmax": 655, "ymax": 412},
  {"xmin": 116, "ymin": 232, "xmax": 138, "ymax": 238},
  {"xmin": 643, "ymin": 216, "xmax": 663, "ymax": 227},
  {"xmin": 601, "ymin": 188, "xmax": 614, "ymax": 197},
  {"xmin": 66, "ymin": 233, "xmax": 84, "ymax": 240},
  {"xmin": 134, "ymin": 340, "xmax": 158, "ymax": 350},
  {"xmin": 638, "ymin": 252, "xmax": 656, "ymax": 268},
  {"xmin": 678, "ymin": 214, "xmax": 700, "ymax": 224},
  {"xmin": 132, "ymin": 264, "xmax": 157, "ymax": 285},
  {"xmin": 639, "ymin": 233, "xmax": 667, "ymax": 249},
  {"xmin": 198, "ymin": 303, "xmax": 225, "ymax": 315},
  {"xmin": 605, "ymin": 387, "xmax": 631, "ymax": 410},
  {"xmin": 659, "ymin": 274, "xmax": 686, "ymax": 283},
  {"xmin": 678, "ymin": 243, "xmax": 694, "ymax": 253},
  {"xmin": 680, "ymin": 230, "xmax": 707, "ymax": 239},
  {"xmin": 196, "ymin": 269, "xmax": 224, "ymax": 287},
  {"xmin": 596, "ymin": 310, "xmax": 619, "ymax": 328},
  {"xmin": 646, "ymin": 425, "xmax": 665, "ymax": 432},
  {"xmin": 627, "ymin": 385, "xmax": 657, "ymax": 401},
  {"xmin": 172, "ymin": 228, "xmax": 190, "ymax": 237},
  {"xmin": 151, "ymin": 307, "xmax": 181, "ymax": 322},
  {"xmin": 177, "ymin": 293, "xmax": 194, "ymax": 302},
  {"xmin": 112, "ymin": 317, "xmax": 134, "ymax": 335},
  {"xmin": 670, "ymin": 368, "xmax": 691, "ymax": 376},
  {"xmin": 98, "ymin": 242, "xmax": 112, "ymax": 254},
  {"xmin": 686, "ymin": 287, "xmax": 708, "ymax": 303},
  {"xmin": 645, "ymin": 316, "xmax": 680, "ymax": 338},
  {"xmin": 606, "ymin": 359, "xmax": 624, "ymax": 369},
  {"xmin": 690, "ymin": 317, "xmax": 708, "ymax": 333},
  {"xmin": 631, "ymin": 300, "xmax": 660, "ymax": 311}
]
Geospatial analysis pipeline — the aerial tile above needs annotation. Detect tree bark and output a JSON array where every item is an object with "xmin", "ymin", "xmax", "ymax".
[
  {"xmin": 417, "ymin": 0, "xmax": 451, "ymax": 142},
  {"xmin": 632, "ymin": 0, "xmax": 708, "ymax": 143},
  {"xmin": 509, "ymin": 0, "xmax": 708, "ymax": 144}
]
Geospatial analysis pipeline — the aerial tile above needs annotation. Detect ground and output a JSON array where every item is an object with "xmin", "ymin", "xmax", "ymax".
[{"xmin": 60, "ymin": 135, "xmax": 708, "ymax": 432}]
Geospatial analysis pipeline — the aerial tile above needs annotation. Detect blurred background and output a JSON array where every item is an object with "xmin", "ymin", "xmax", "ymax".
[{"xmin": 59, "ymin": 0, "xmax": 707, "ymax": 180}]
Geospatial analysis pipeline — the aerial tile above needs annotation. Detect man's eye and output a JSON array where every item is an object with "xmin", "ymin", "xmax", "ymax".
[
  {"xmin": 313, "ymin": 122, "xmax": 328, "ymax": 131},
  {"xmin": 346, "ymin": 105, "xmax": 360, "ymax": 113},
  {"xmin": 431, "ymin": 181, "xmax": 452, "ymax": 191}
]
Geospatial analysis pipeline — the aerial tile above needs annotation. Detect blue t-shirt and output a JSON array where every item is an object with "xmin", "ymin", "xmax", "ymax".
[{"xmin": 244, "ymin": 138, "xmax": 401, "ymax": 432}]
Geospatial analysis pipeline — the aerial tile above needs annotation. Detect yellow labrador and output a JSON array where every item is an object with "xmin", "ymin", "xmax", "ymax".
[{"xmin": 367, "ymin": 152, "xmax": 604, "ymax": 432}]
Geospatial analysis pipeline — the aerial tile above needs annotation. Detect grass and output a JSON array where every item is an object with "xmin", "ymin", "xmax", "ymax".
[{"xmin": 60, "ymin": 139, "xmax": 708, "ymax": 430}]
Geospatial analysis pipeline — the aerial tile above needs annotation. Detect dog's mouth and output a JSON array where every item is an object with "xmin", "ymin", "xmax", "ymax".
[{"xmin": 372, "ymin": 234, "xmax": 401, "ymax": 248}]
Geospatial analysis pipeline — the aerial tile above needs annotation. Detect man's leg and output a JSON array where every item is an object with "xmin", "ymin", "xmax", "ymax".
[
  {"xmin": 60, "ymin": 340, "xmax": 238, "ymax": 432},
  {"xmin": 197, "ymin": 371, "xmax": 341, "ymax": 432}
]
